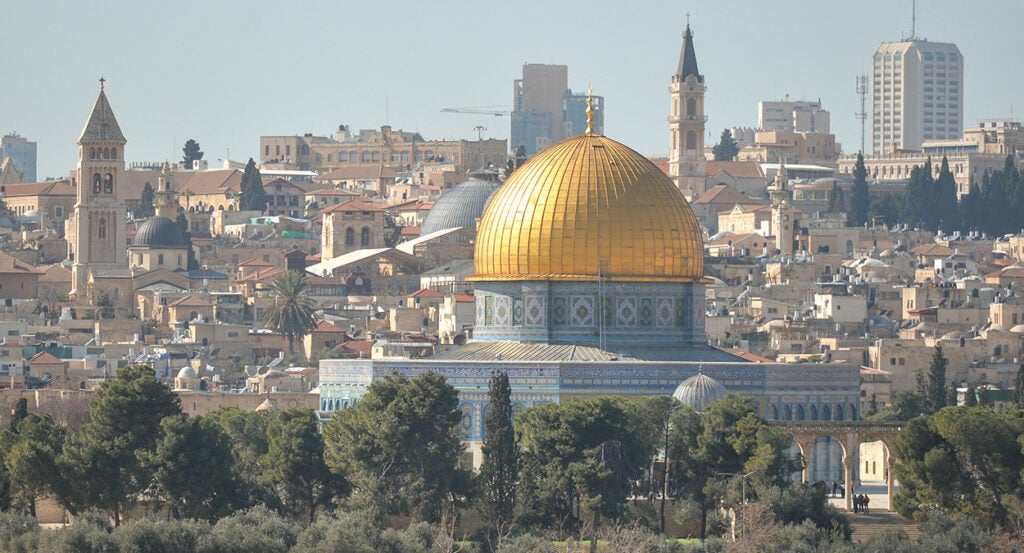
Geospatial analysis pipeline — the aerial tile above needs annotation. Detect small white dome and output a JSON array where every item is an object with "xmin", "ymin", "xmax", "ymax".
[
  {"xmin": 176, "ymin": 366, "xmax": 197, "ymax": 379},
  {"xmin": 673, "ymin": 370, "xmax": 727, "ymax": 413}
]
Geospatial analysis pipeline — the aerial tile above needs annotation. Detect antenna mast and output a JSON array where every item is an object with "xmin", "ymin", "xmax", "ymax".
[
  {"xmin": 911, "ymin": 0, "xmax": 917, "ymax": 40},
  {"xmin": 855, "ymin": 75, "xmax": 868, "ymax": 154}
]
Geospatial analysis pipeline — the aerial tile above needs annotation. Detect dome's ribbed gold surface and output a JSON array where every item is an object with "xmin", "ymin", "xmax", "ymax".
[{"xmin": 471, "ymin": 133, "xmax": 704, "ymax": 282}]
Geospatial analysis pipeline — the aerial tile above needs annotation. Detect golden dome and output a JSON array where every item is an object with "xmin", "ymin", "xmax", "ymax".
[{"xmin": 472, "ymin": 133, "xmax": 704, "ymax": 282}]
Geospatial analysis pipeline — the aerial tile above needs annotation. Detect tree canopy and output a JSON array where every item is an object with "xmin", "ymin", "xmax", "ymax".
[
  {"xmin": 323, "ymin": 372, "xmax": 470, "ymax": 524},
  {"xmin": 712, "ymin": 128, "xmax": 739, "ymax": 161},
  {"xmin": 182, "ymin": 139, "xmax": 204, "ymax": 168},
  {"xmin": 239, "ymin": 158, "xmax": 267, "ymax": 212},
  {"xmin": 848, "ymin": 153, "xmax": 869, "ymax": 227}
]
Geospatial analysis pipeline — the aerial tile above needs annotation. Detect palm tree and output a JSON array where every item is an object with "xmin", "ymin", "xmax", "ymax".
[{"xmin": 262, "ymin": 270, "xmax": 317, "ymax": 357}]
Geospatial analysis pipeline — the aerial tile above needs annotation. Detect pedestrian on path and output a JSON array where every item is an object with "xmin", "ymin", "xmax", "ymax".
[
  {"xmin": 831, "ymin": 480, "xmax": 837, "ymax": 498},
  {"xmin": 864, "ymin": 495, "xmax": 870, "ymax": 514}
]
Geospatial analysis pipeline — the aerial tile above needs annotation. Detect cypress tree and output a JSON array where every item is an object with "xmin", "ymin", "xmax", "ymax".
[
  {"xmin": 239, "ymin": 158, "xmax": 267, "ymax": 212},
  {"xmin": 479, "ymin": 370, "xmax": 518, "ymax": 532},
  {"xmin": 849, "ymin": 153, "xmax": 870, "ymax": 227},
  {"xmin": 936, "ymin": 157, "xmax": 960, "ymax": 232},
  {"xmin": 926, "ymin": 346, "xmax": 948, "ymax": 413}
]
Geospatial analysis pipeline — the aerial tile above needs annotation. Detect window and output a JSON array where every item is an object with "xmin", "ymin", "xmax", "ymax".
[
  {"xmin": 345, "ymin": 227, "xmax": 355, "ymax": 246},
  {"xmin": 103, "ymin": 173, "xmax": 114, "ymax": 194},
  {"xmin": 55, "ymin": 206, "xmax": 63, "ymax": 218},
  {"xmin": 93, "ymin": 173, "xmax": 102, "ymax": 194},
  {"xmin": 158, "ymin": 254, "xmax": 164, "ymax": 265},
  {"xmin": 360, "ymin": 227, "xmax": 370, "ymax": 246},
  {"xmin": 264, "ymin": 145, "xmax": 270, "ymax": 156},
  {"xmin": 686, "ymin": 131, "xmax": 696, "ymax": 150},
  {"xmin": 98, "ymin": 217, "xmax": 107, "ymax": 240},
  {"xmin": 686, "ymin": 98, "xmax": 696, "ymax": 116}
]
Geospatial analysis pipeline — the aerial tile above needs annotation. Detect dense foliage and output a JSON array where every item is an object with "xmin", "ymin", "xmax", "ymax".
[
  {"xmin": 239, "ymin": 157, "xmax": 267, "ymax": 212},
  {"xmin": 712, "ymin": 129, "xmax": 739, "ymax": 161}
]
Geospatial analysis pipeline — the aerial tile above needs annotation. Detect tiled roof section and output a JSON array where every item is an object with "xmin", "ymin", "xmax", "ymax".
[
  {"xmin": 1, "ymin": 180, "xmax": 75, "ymax": 197},
  {"xmin": 0, "ymin": 252, "xmax": 41, "ymax": 274},
  {"xmin": 719, "ymin": 204, "xmax": 772, "ymax": 215},
  {"xmin": 39, "ymin": 264, "xmax": 72, "ymax": 282},
  {"xmin": 79, "ymin": 90, "xmax": 126, "ymax": 143},
  {"xmin": 339, "ymin": 340, "xmax": 375, "ymax": 357},
  {"xmin": 312, "ymin": 320, "xmax": 343, "ymax": 333},
  {"xmin": 431, "ymin": 341, "xmax": 745, "ymax": 362},
  {"xmin": 649, "ymin": 157, "xmax": 670, "ymax": 176},
  {"xmin": 239, "ymin": 266, "xmax": 285, "ymax": 282},
  {"xmin": 311, "ymin": 188, "xmax": 360, "ymax": 197},
  {"xmin": 320, "ymin": 199, "xmax": 385, "ymax": 213},
  {"xmin": 168, "ymin": 294, "xmax": 210, "ymax": 307},
  {"xmin": 318, "ymin": 166, "xmax": 395, "ymax": 181},
  {"xmin": 29, "ymin": 351, "xmax": 63, "ymax": 364},
  {"xmin": 178, "ymin": 169, "xmax": 243, "ymax": 195},
  {"xmin": 732, "ymin": 351, "xmax": 773, "ymax": 363},
  {"xmin": 910, "ymin": 243, "xmax": 956, "ymax": 257},
  {"xmin": 707, "ymin": 232, "xmax": 762, "ymax": 247},
  {"xmin": 239, "ymin": 258, "xmax": 274, "ymax": 267},
  {"xmin": 705, "ymin": 160, "xmax": 765, "ymax": 179},
  {"xmin": 694, "ymin": 183, "xmax": 760, "ymax": 205},
  {"xmin": 400, "ymin": 226, "xmax": 420, "ymax": 236},
  {"xmin": 987, "ymin": 266, "xmax": 1024, "ymax": 279},
  {"xmin": 453, "ymin": 293, "xmax": 475, "ymax": 302},
  {"xmin": 409, "ymin": 288, "xmax": 442, "ymax": 298}
]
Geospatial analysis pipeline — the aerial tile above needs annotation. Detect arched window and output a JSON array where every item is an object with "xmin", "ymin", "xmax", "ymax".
[
  {"xmin": 93, "ymin": 174, "xmax": 102, "ymax": 194},
  {"xmin": 686, "ymin": 98, "xmax": 696, "ymax": 116},
  {"xmin": 103, "ymin": 174, "xmax": 113, "ymax": 194},
  {"xmin": 822, "ymin": 405, "xmax": 832, "ymax": 421},
  {"xmin": 301, "ymin": 144, "xmax": 310, "ymax": 155},
  {"xmin": 345, "ymin": 227, "xmax": 355, "ymax": 246},
  {"xmin": 89, "ymin": 148, "xmax": 96, "ymax": 160},
  {"xmin": 111, "ymin": 148, "xmax": 117, "ymax": 160},
  {"xmin": 848, "ymin": 404, "xmax": 857, "ymax": 421},
  {"xmin": 97, "ymin": 217, "xmax": 107, "ymax": 240},
  {"xmin": 158, "ymin": 254, "xmax": 164, "ymax": 265},
  {"xmin": 360, "ymin": 227, "xmax": 370, "ymax": 246},
  {"xmin": 178, "ymin": 254, "xmax": 182, "ymax": 266},
  {"xmin": 769, "ymin": 404, "xmax": 779, "ymax": 420},
  {"xmin": 102, "ymin": 147, "xmax": 109, "ymax": 159},
  {"xmin": 784, "ymin": 405, "xmax": 793, "ymax": 421},
  {"xmin": 796, "ymin": 405, "xmax": 805, "ymax": 421},
  {"xmin": 810, "ymin": 404, "xmax": 818, "ymax": 420},
  {"xmin": 686, "ymin": 131, "xmax": 696, "ymax": 150},
  {"xmin": 835, "ymin": 404, "xmax": 845, "ymax": 421}
]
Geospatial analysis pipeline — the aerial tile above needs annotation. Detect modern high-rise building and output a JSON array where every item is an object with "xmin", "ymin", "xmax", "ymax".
[
  {"xmin": 871, "ymin": 40, "xmax": 963, "ymax": 154},
  {"xmin": 510, "ymin": 64, "xmax": 604, "ymax": 157},
  {"xmin": 0, "ymin": 133, "xmax": 37, "ymax": 183}
]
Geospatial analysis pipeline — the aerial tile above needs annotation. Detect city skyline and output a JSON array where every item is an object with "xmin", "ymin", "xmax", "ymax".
[{"xmin": 4, "ymin": 0, "xmax": 1022, "ymax": 179}]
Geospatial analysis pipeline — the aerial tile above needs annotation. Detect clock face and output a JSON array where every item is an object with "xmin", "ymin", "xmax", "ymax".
[{"xmin": 355, "ymin": 278, "xmax": 363, "ymax": 286}]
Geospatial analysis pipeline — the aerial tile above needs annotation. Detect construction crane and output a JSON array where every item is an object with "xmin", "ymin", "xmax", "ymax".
[{"xmin": 441, "ymin": 106, "xmax": 511, "ymax": 116}]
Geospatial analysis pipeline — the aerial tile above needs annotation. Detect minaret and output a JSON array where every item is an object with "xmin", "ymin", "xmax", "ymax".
[
  {"xmin": 155, "ymin": 161, "xmax": 179, "ymax": 220},
  {"xmin": 668, "ymin": 22, "xmax": 706, "ymax": 200},
  {"xmin": 770, "ymin": 164, "xmax": 796, "ymax": 256},
  {"xmin": 70, "ymin": 79, "xmax": 129, "ymax": 299}
]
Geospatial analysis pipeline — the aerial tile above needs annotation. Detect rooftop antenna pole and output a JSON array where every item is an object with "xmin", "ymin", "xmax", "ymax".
[
  {"xmin": 856, "ymin": 75, "xmax": 868, "ymax": 154},
  {"xmin": 911, "ymin": 0, "xmax": 917, "ymax": 40}
]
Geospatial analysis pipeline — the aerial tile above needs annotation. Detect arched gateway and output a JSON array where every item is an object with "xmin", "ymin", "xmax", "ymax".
[{"xmin": 772, "ymin": 421, "xmax": 904, "ymax": 512}]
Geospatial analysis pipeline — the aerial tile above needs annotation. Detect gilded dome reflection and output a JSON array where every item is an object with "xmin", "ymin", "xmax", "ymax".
[{"xmin": 472, "ymin": 133, "xmax": 704, "ymax": 282}]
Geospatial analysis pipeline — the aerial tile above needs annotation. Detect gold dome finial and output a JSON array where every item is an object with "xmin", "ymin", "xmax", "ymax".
[{"xmin": 586, "ymin": 84, "xmax": 594, "ymax": 135}]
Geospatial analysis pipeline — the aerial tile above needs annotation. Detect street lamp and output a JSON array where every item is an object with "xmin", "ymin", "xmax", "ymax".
[{"xmin": 716, "ymin": 471, "xmax": 756, "ymax": 540}]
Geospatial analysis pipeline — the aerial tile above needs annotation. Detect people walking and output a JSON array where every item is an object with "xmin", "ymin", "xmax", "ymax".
[
  {"xmin": 863, "ymin": 494, "xmax": 870, "ymax": 514},
  {"xmin": 831, "ymin": 480, "xmax": 837, "ymax": 498}
]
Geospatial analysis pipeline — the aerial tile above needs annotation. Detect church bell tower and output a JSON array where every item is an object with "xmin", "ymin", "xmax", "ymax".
[
  {"xmin": 668, "ymin": 23, "xmax": 706, "ymax": 200},
  {"xmin": 70, "ymin": 79, "xmax": 129, "ymax": 298}
]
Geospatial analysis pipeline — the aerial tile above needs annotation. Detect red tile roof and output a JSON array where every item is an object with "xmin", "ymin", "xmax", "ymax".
[
  {"xmin": 409, "ymin": 288, "xmax": 443, "ymax": 298},
  {"xmin": 706, "ymin": 160, "xmax": 765, "ymax": 179},
  {"xmin": 1, "ymin": 180, "xmax": 75, "ymax": 197},
  {"xmin": 320, "ymin": 199, "xmax": 385, "ymax": 213}
]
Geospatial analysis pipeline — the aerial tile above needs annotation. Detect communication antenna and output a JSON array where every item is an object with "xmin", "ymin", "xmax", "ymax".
[{"xmin": 855, "ymin": 75, "xmax": 869, "ymax": 154}]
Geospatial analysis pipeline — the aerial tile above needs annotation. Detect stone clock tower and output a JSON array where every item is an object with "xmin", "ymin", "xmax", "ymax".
[
  {"xmin": 70, "ymin": 80, "xmax": 129, "ymax": 298},
  {"xmin": 668, "ymin": 24, "xmax": 706, "ymax": 200}
]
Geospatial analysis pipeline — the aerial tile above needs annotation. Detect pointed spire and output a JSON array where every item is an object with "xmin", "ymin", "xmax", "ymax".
[
  {"xmin": 79, "ymin": 81, "xmax": 126, "ymax": 144},
  {"xmin": 675, "ymin": 23, "xmax": 703, "ymax": 82}
]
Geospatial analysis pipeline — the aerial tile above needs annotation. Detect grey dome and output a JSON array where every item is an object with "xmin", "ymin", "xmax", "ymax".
[
  {"xmin": 673, "ymin": 370, "xmax": 727, "ymax": 413},
  {"xmin": 133, "ymin": 216, "xmax": 186, "ymax": 247},
  {"xmin": 176, "ymin": 366, "xmax": 197, "ymax": 379},
  {"xmin": 420, "ymin": 177, "xmax": 500, "ymax": 236}
]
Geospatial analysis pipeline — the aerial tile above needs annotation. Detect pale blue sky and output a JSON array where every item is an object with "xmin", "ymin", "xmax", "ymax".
[{"xmin": 3, "ymin": 0, "xmax": 1022, "ymax": 179}]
